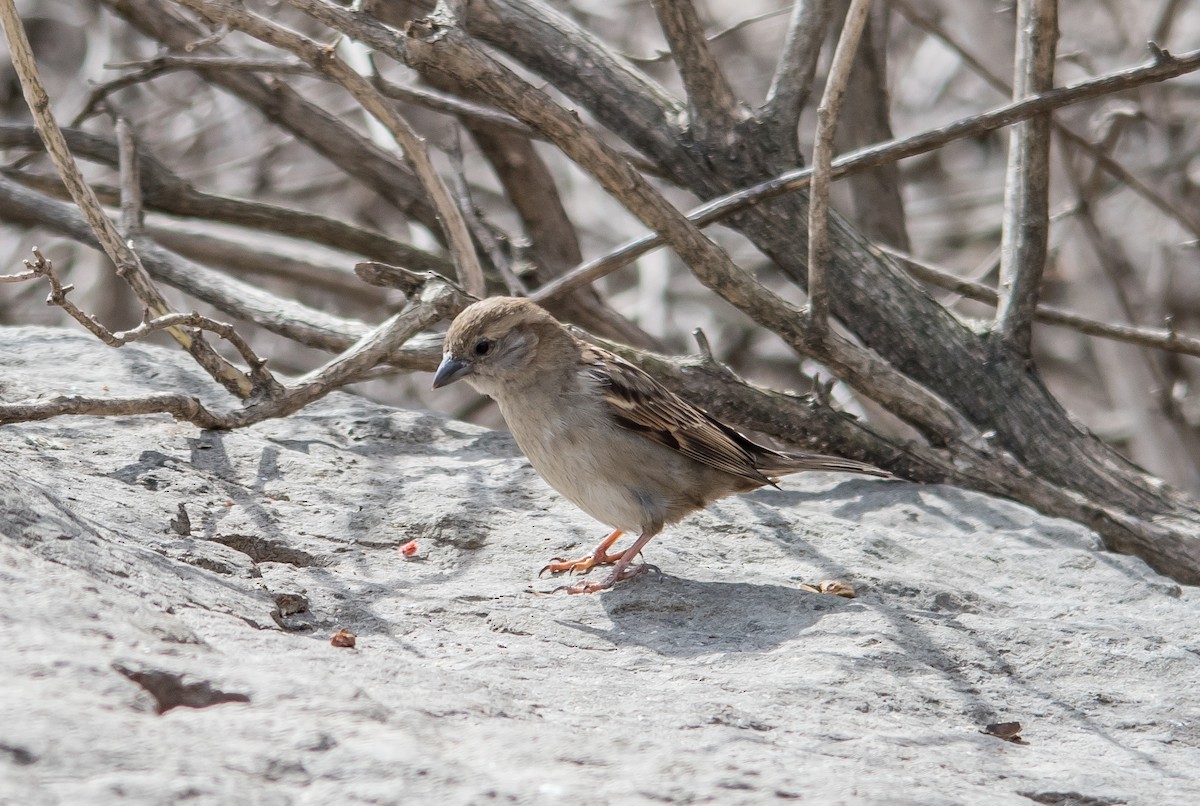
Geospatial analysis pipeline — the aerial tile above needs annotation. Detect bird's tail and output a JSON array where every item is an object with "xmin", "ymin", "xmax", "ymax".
[{"xmin": 758, "ymin": 449, "xmax": 892, "ymax": 479}]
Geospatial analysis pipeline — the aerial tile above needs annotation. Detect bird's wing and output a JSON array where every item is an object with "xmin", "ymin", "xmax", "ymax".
[{"xmin": 580, "ymin": 345, "xmax": 774, "ymax": 486}]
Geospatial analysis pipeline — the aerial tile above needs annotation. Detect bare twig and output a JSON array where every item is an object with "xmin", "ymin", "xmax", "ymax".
[
  {"xmin": 0, "ymin": 0, "xmax": 251, "ymax": 397},
  {"xmin": 807, "ymin": 0, "xmax": 873, "ymax": 337},
  {"xmin": 106, "ymin": 54, "xmax": 311, "ymax": 73},
  {"xmin": 147, "ymin": 227, "xmax": 385, "ymax": 303},
  {"xmin": 114, "ymin": 117, "xmax": 145, "ymax": 236},
  {"xmin": 994, "ymin": 0, "xmax": 1058, "ymax": 357},
  {"xmin": 651, "ymin": 0, "xmax": 745, "ymax": 133},
  {"xmin": 533, "ymin": 44, "xmax": 1200, "ymax": 303},
  {"xmin": 762, "ymin": 0, "xmax": 835, "ymax": 141},
  {"xmin": 172, "ymin": 0, "xmax": 486, "ymax": 298},
  {"xmin": 0, "ymin": 264, "xmax": 39, "ymax": 283},
  {"xmin": 73, "ymin": 54, "xmax": 313, "ymax": 125},
  {"xmin": 881, "ymin": 244, "xmax": 1200, "ymax": 359},
  {"xmin": 626, "ymin": 6, "xmax": 793, "ymax": 65},
  {"xmin": 0, "ymin": 275, "xmax": 460, "ymax": 429},
  {"xmin": 0, "ymin": 123, "xmax": 452, "ymax": 274},
  {"xmin": 16, "ymin": 247, "xmax": 282, "ymax": 395},
  {"xmin": 445, "ymin": 131, "xmax": 527, "ymax": 295},
  {"xmin": 0, "ymin": 393, "xmax": 229, "ymax": 429},
  {"xmin": 373, "ymin": 71, "xmax": 537, "ymax": 135},
  {"xmin": 888, "ymin": 0, "xmax": 1200, "ymax": 239}
]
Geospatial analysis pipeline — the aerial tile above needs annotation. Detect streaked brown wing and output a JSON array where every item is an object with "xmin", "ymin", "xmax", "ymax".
[{"xmin": 581, "ymin": 346, "xmax": 773, "ymax": 487}]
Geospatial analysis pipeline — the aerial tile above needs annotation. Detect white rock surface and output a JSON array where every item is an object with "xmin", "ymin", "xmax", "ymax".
[{"xmin": 2, "ymin": 326, "xmax": 1198, "ymax": 805}]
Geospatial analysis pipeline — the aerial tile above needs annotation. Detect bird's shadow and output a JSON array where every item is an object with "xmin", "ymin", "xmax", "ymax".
[{"xmin": 557, "ymin": 574, "xmax": 851, "ymax": 657}]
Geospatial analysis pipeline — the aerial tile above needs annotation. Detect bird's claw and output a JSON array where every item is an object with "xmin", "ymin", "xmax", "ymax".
[
  {"xmin": 549, "ymin": 562, "xmax": 659, "ymax": 594},
  {"xmin": 539, "ymin": 552, "xmax": 623, "ymax": 577},
  {"xmin": 539, "ymin": 557, "xmax": 591, "ymax": 576}
]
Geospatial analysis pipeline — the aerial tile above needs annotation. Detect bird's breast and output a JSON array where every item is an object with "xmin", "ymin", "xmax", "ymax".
[{"xmin": 497, "ymin": 398, "xmax": 656, "ymax": 534}]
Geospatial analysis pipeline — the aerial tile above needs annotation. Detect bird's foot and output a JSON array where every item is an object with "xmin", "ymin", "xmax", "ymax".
[
  {"xmin": 539, "ymin": 529, "xmax": 626, "ymax": 576},
  {"xmin": 539, "ymin": 550, "xmax": 623, "ymax": 577},
  {"xmin": 555, "ymin": 562, "xmax": 659, "ymax": 594}
]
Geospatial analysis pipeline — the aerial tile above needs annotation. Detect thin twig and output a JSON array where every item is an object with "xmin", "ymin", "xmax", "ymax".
[
  {"xmin": 17, "ymin": 247, "xmax": 282, "ymax": 395},
  {"xmin": 0, "ymin": 393, "xmax": 229, "ymax": 429},
  {"xmin": 373, "ymin": 70, "xmax": 536, "ymax": 134},
  {"xmin": 73, "ymin": 55, "xmax": 313, "ymax": 126},
  {"xmin": 0, "ymin": 265, "xmax": 39, "ymax": 282},
  {"xmin": 807, "ymin": 0, "xmax": 872, "ymax": 337},
  {"xmin": 0, "ymin": 274, "xmax": 462, "ymax": 429},
  {"xmin": 0, "ymin": 0, "xmax": 251, "ymax": 397},
  {"xmin": 888, "ymin": 0, "xmax": 1200, "ymax": 238},
  {"xmin": 880, "ymin": 244, "xmax": 1200, "ymax": 359},
  {"xmin": 148, "ymin": 226, "xmax": 385, "ymax": 303},
  {"xmin": 626, "ymin": 6, "xmax": 793, "ymax": 64},
  {"xmin": 0, "ymin": 123, "xmax": 452, "ymax": 274},
  {"xmin": 532, "ymin": 43, "xmax": 1200, "ymax": 303},
  {"xmin": 445, "ymin": 130, "xmax": 527, "ymax": 295},
  {"xmin": 762, "ymin": 0, "xmax": 835, "ymax": 140},
  {"xmin": 994, "ymin": 0, "xmax": 1058, "ymax": 357},
  {"xmin": 114, "ymin": 117, "xmax": 145, "ymax": 235},
  {"xmin": 651, "ymin": 0, "xmax": 744, "ymax": 132},
  {"xmin": 173, "ymin": 0, "xmax": 486, "ymax": 299},
  {"xmin": 106, "ymin": 54, "xmax": 311, "ymax": 72}
]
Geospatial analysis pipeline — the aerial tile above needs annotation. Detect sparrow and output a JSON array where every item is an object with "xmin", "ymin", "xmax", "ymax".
[{"xmin": 432, "ymin": 296, "xmax": 890, "ymax": 594}]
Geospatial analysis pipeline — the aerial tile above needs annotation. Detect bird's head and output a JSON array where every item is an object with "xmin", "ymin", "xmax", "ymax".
[{"xmin": 432, "ymin": 296, "xmax": 563, "ymax": 396}]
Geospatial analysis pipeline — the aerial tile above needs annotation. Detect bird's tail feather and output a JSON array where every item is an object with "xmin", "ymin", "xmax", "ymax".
[{"xmin": 759, "ymin": 450, "xmax": 892, "ymax": 479}]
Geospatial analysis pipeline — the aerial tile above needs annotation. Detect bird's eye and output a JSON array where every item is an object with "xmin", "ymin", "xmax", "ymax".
[{"xmin": 474, "ymin": 338, "xmax": 494, "ymax": 356}]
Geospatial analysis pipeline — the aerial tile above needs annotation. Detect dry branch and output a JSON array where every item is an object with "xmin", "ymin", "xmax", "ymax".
[
  {"xmin": 651, "ymin": 0, "xmax": 745, "ymax": 134},
  {"xmin": 533, "ymin": 43, "xmax": 1200, "ymax": 303},
  {"xmin": 104, "ymin": 0, "xmax": 444, "ymax": 236},
  {"xmin": 0, "ymin": 123, "xmax": 452, "ymax": 274},
  {"xmin": 994, "ymin": 0, "xmax": 1058, "ymax": 357},
  {"xmin": 0, "ymin": 272, "xmax": 459, "ymax": 429},
  {"xmin": 882, "ymin": 245, "xmax": 1200, "ymax": 359},
  {"xmin": 807, "ymin": 0, "xmax": 873, "ymax": 336},
  {"xmin": 888, "ymin": 0, "xmax": 1200, "ymax": 238},
  {"xmin": 762, "ymin": 0, "xmax": 835, "ymax": 142},
  {"xmin": 0, "ymin": 0, "xmax": 250, "ymax": 397},
  {"xmin": 171, "ymin": 0, "xmax": 485, "ymax": 298}
]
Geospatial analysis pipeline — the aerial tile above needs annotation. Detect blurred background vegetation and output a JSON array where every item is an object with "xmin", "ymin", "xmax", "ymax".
[{"xmin": 1, "ymin": 0, "xmax": 1199, "ymax": 492}]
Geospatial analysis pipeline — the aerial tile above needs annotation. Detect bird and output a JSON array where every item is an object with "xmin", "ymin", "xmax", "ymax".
[{"xmin": 432, "ymin": 296, "xmax": 891, "ymax": 594}]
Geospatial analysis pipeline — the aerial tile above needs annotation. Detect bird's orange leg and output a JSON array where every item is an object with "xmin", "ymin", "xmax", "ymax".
[
  {"xmin": 561, "ymin": 528, "xmax": 661, "ymax": 595},
  {"xmin": 539, "ymin": 529, "xmax": 625, "ymax": 576}
]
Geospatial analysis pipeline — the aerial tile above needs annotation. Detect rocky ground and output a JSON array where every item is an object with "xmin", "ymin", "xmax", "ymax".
[{"xmin": 2, "ymin": 326, "xmax": 1198, "ymax": 805}]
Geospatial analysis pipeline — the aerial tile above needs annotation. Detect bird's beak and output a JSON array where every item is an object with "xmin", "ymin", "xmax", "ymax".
[{"xmin": 432, "ymin": 356, "xmax": 472, "ymax": 389}]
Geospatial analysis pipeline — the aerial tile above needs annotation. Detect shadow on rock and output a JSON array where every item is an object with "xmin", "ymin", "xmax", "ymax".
[{"xmin": 559, "ymin": 575, "xmax": 852, "ymax": 657}]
